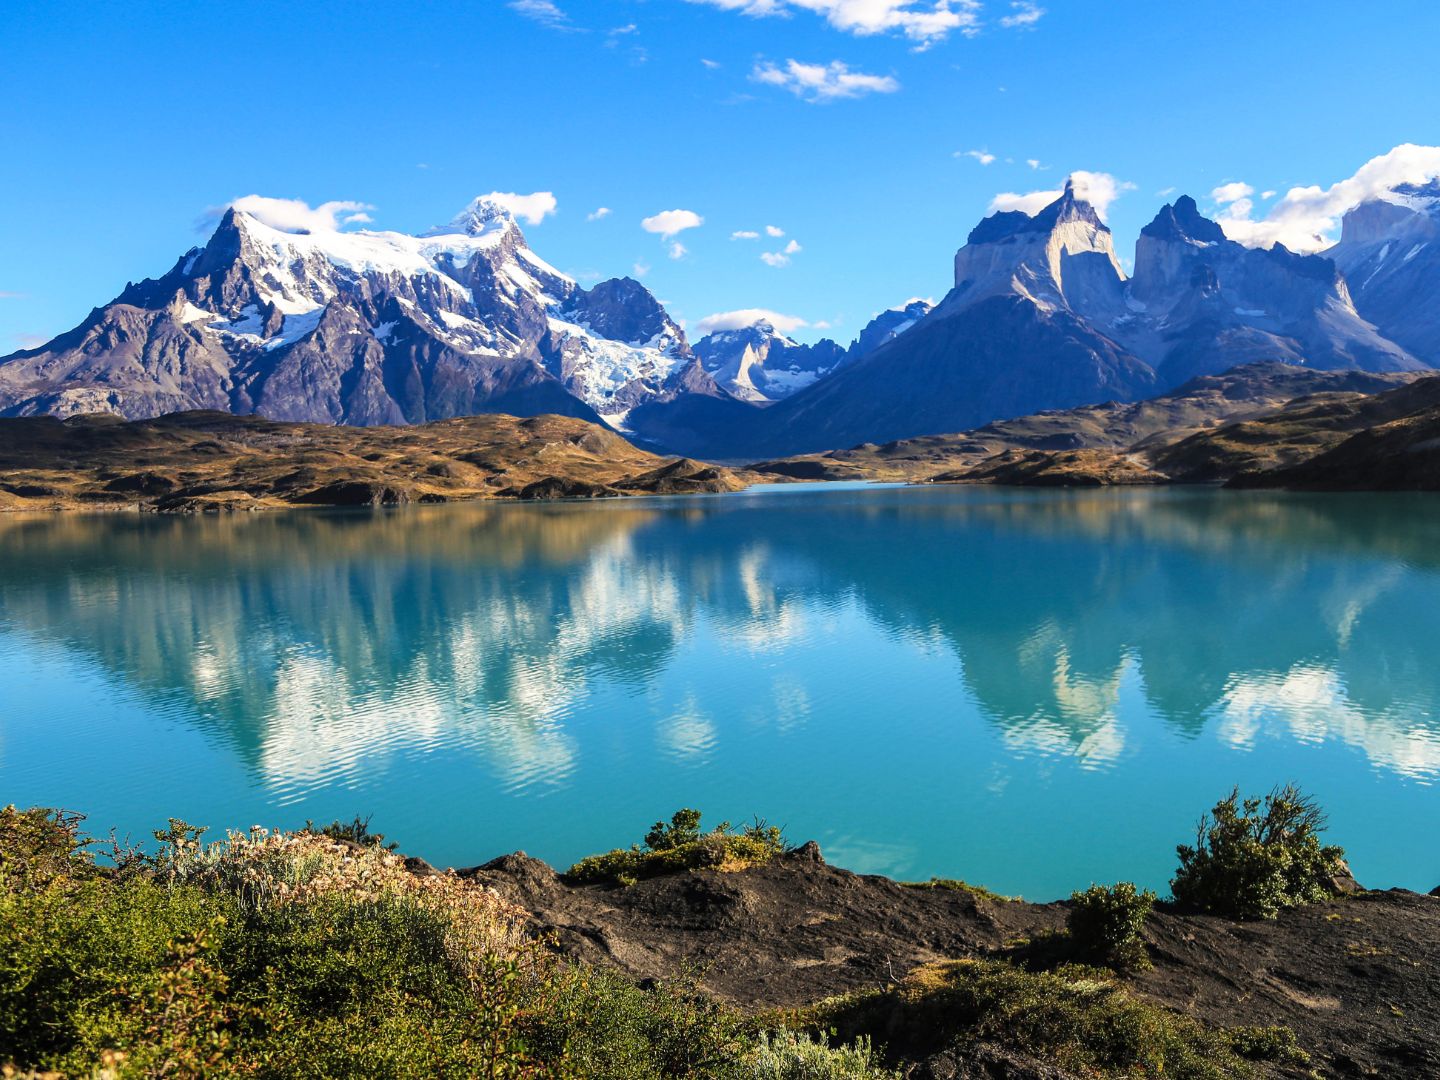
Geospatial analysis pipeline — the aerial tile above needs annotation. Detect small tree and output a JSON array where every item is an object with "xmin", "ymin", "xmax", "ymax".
[
  {"xmin": 644, "ymin": 809, "xmax": 704, "ymax": 852},
  {"xmin": 1067, "ymin": 882, "xmax": 1155, "ymax": 971},
  {"xmin": 1171, "ymin": 785, "xmax": 1347, "ymax": 920}
]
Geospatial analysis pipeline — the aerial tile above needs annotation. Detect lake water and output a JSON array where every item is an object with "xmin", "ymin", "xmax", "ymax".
[{"xmin": 2, "ymin": 484, "xmax": 1438, "ymax": 900}]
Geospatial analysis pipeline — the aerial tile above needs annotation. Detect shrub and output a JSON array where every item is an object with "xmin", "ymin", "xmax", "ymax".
[
  {"xmin": 726, "ymin": 1029, "xmax": 896, "ymax": 1079},
  {"xmin": 809, "ymin": 958, "xmax": 1259, "ymax": 1080},
  {"xmin": 1067, "ymin": 882, "xmax": 1156, "ymax": 971},
  {"xmin": 646, "ymin": 809, "xmax": 704, "ymax": 851},
  {"xmin": 1171, "ymin": 785, "xmax": 1348, "ymax": 920},
  {"xmin": 0, "ymin": 805, "xmax": 92, "ymax": 889},
  {"xmin": 304, "ymin": 812, "xmax": 398, "ymax": 850},
  {"xmin": 566, "ymin": 811, "xmax": 787, "ymax": 885},
  {"xmin": 1226, "ymin": 1025, "xmax": 1312, "ymax": 1066}
]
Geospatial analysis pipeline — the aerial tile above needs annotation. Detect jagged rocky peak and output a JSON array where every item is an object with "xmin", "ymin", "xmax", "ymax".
[
  {"xmin": 435, "ymin": 195, "xmax": 524, "ymax": 239},
  {"xmin": 848, "ymin": 299, "xmax": 935, "ymax": 360},
  {"xmin": 564, "ymin": 277, "xmax": 688, "ymax": 354},
  {"xmin": 1140, "ymin": 195, "xmax": 1227, "ymax": 245},
  {"xmin": 1328, "ymin": 177, "xmax": 1440, "ymax": 364},
  {"xmin": 694, "ymin": 319, "xmax": 845, "ymax": 404},
  {"xmin": 950, "ymin": 177, "xmax": 1125, "ymax": 315}
]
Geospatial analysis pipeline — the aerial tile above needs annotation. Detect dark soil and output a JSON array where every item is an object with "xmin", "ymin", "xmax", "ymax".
[{"xmin": 466, "ymin": 845, "xmax": 1440, "ymax": 1079}]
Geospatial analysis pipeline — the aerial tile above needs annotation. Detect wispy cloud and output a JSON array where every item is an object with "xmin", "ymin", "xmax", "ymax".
[
  {"xmin": 222, "ymin": 195, "xmax": 375, "ymax": 233},
  {"xmin": 696, "ymin": 308, "xmax": 810, "ymax": 335},
  {"xmin": 988, "ymin": 170, "xmax": 1135, "ymax": 221},
  {"xmin": 1214, "ymin": 143, "xmax": 1440, "ymax": 251},
  {"xmin": 760, "ymin": 239, "xmax": 802, "ymax": 266},
  {"xmin": 508, "ymin": 0, "xmax": 575, "ymax": 30},
  {"xmin": 668, "ymin": 241, "xmax": 688, "ymax": 259},
  {"xmin": 999, "ymin": 1, "xmax": 1044, "ymax": 28},
  {"xmin": 1211, "ymin": 181, "xmax": 1254, "ymax": 203},
  {"xmin": 633, "ymin": 261, "xmax": 652, "ymax": 278},
  {"xmin": 701, "ymin": 58, "xmax": 722, "ymax": 69},
  {"xmin": 687, "ymin": 0, "xmax": 981, "ymax": 48},
  {"xmin": 472, "ymin": 191, "xmax": 558, "ymax": 225},
  {"xmin": 732, "ymin": 229, "xmax": 760, "ymax": 240},
  {"xmin": 587, "ymin": 207, "xmax": 612, "ymax": 221},
  {"xmin": 752, "ymin": 59, "xmax": 899, "ymax": 103},
  {"xmin": 959, "ymin": 149, "xmax": 996, "ymax": 165},
  {"xmin": 641, "ymin": 209, "xmax": 704, "ymax": 237}
]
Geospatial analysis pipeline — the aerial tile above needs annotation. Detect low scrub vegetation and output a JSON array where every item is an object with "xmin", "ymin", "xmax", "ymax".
[
  {"xmin": 806, "ymin": 957, "xmax": 1303, "ymax": 1079},
  {"xmin": 565, "ymin": 809, "xmax": 787, "ymax": 886},
  {"xmin": 1067, "ymin": 881, "xmax": 1156, "ymax": 971},
  {"xmin": 1171, "ymin": 784, "xmax": 1348, "ymax": 920},
  {"xmin": 0, "ymin": 805, "xmax": 881, "ymax": 1079}
]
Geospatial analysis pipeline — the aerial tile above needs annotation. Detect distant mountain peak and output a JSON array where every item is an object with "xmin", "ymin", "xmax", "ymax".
[
  {"xmin": 434, "ymin": 195, "xmax": 521, "ymax": 238},
  {"xmin": 1141, "ymin": 196, "xmax": 1227, "ymax": 245}
]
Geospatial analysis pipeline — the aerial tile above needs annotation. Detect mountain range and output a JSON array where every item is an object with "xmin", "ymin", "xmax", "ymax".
[{"xmin": 4, "ymin": 177, "xmax": 1439, "ymax": 460}]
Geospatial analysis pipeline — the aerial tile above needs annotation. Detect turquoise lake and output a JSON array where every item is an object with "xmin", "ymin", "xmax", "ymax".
[{"xmin": 2, "ymin": 484, "xmax": 1438, "ymax": 899}]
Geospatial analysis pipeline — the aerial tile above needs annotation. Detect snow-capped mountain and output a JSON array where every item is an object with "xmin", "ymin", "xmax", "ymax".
[
  {"xmin": 5, "ymin": 177, "xmax": 1439, "ymax": 462},
  {"xmin": 668, "ymin": 184, "xmax": 1428, "ymax": 460},
  {"xmin": 690, "ymin": 300, "xmax": 935, "ymax": 404},
  {"xmin": 693, "ymin": 322, "xmax": 845, "ymax": 402},
  {"xmin": 0, "ymin": 197, "xmax": 715, "ymax": 428},
  {"xmin": 1328, "ymin": 179, "xmax": 1440, "ymax": 365}
]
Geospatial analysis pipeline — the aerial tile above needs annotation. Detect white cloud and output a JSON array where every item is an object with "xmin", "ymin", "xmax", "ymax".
[
  {"xmin": 1214, "ymin": 143, "xmax": 1440, "ymax": 251},
  {"xmin": 999, "ymin": 1, "xmax": 1044, "ymax": 28},
  {"xmin": 986, "ymin": 170, "xmax": 1135, "ymax": 222},
  {"xmin": 227, "ymin": 195, "xmax": 375, "ymax": 234},
  {"xmin": 477, "ymin": 191, "xmax": 558, "ymax": 225},
  {"xmin": 765, "ymin": 224, "xmax": 785, "ymax": 237},
  {"xmin": 959, "ymin": 149, "xmax": 996, "ymax": 165},
  {"xmin": 783, "ymin": 239, "xmax": 802, "ymax": 254},
  {"xmin": 633, "ymin": 261, "xmax": 651, "ymax": 278},
  {"xmin": 732, "ymin": 229, "xmax": 761, "ymax": 239},
  {"xmin": 587, "ymin": 206, "xmax": 612, "ymax": 221},
  {"xmin": 668, "ymin": 241, "xmax": 688, "ymax": 259},
  {"xmin": 752, "ymin": 59, "xmax": 899, "ymax": 103},
  {"xmin": 509, "ymin": 0, "xmax": 572, "ymax": 29},
  {"xmin": 1261, "ymin": 189, "xmax": 1276, "ymax": 200},
  {"xmin": 1155, "ymin": 186, "xmax": 1177, "ymax": 197},
  {"xmin": 641, "ymin": 208, "xmax": 705, "ymax": 237},
  {"xmin": 760, "ymin": 251, "xmax": 789, "ymax": 266},
  {"xmin": 687, "ymin": 0, "xmax": 981, "ymax": 47},
  {"xmin": 701, "ymin": 58, "xmax": 722, "ymax": 69},
  {"xmin": 695, "ymin": 308, "xmax": 809, "ymax": 335},
  {"xmin": 1026, "ymin": 158, "xmax": 1043, "ymax": 170},
  {"xmin": 1211, "ymin": 181, "xmax": 1254, "ymax": 204}
]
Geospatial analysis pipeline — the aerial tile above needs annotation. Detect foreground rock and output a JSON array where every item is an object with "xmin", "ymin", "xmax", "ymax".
[
  {"xmin": 0, "ymin": 410, "xmax": 751, "ymax": 512},
  {"xmin": 467, "ymin": 847, "xmax": 1440, "ymax": 1077}
]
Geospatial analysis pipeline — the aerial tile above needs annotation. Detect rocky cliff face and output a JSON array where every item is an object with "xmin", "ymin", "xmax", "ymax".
[
  {"xmin": 0, "ymin": 199, "xmax": 712, "ymax": 430},
  {"xmin": 1110, "ymin": 195, "xmax": 1419, "ymax": 384},
  {"xmin": 1328, "ymin": 180, "xmax": 1440, "ymax": 365}
]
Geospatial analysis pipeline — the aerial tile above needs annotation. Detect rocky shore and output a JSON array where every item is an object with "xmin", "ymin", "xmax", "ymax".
[{"xmin": 464, "ymin": 843, "xmax": 1440, "ymax": 1078}]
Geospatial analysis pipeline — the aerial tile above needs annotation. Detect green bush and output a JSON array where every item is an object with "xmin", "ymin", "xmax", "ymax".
[
  {"xmin": 646, "ymin": 808, "xmax": 704, "ymax": 851},
  {"xmin": 810, "ymin": 958, "xmax": 1259, "ymax": 1080},
  {"xmin": 2, "ymin": 804, "xmax": 892, "ymax": 1079},
  {"xmin": 1067, "ymin": 882, "xmax": 1156, "ymax": 971},
  {"xmin": 727, "ymin": 1029, "xmax": 895, "ymax": 1079},
  {"xmin": 566, "ymin": 811, "xmax": 787, "ymax": 885},
  {"xmin": 1226, "ymin": 1025, "xmax": 1312, "ymax": 1066},
  {"xmin": 1171, "ymin": 785, "xmax": 1348, "ymax": 920}
]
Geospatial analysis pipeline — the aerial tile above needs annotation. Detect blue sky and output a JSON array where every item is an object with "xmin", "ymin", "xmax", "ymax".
[{"xmin": 2, "ymin": 0, "xmax": 1438, "ymax": 348}]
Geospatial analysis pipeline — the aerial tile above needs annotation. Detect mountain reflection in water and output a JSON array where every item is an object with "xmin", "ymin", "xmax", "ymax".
[{"xmin": 2, "ymin": 486, "xmax": 1438, "ymax": 897}]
